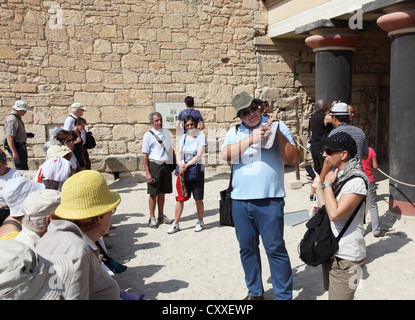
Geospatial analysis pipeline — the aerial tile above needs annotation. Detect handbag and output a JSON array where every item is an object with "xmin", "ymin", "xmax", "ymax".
[
  {"xmin": 298, "ymin": 175, "xmax": 366, "ymax": 267},
  {"xmin": 84, "ymin": 131, "xmax": 96, "ymax": 149},
  {"xmin": 148, "ymin": 130, "xmax": 176, "ymax": 172},
  {"xmin": 219, "ymin": 166, "xmax": 234, "ymax": 227}
]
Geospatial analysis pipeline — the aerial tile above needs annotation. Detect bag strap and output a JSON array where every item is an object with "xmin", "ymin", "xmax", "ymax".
[
  {"xmin": 334, "ymin": 175, "xmax": 368, "ymax": 241},
  {"xmin": 149, "ymin": 130, "xmax": 167, "ymax": 152},
  {"xmin": 336, "ymin": 197, "xmax": 365, "ymax": 241}
]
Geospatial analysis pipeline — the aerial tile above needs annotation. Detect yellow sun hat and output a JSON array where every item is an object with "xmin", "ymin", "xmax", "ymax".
[{"xmin": 55, "ymin": 170, "xmax": 121, "ymax": 220}]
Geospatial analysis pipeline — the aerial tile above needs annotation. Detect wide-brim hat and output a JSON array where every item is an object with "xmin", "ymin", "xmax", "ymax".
[
  {"xmin": 329, "ymin": 102, "xmax": 350, "ymax": 116},
  {"xmin": 322, "ymin": 131, "xmax": 357, "ymax": 158},
  {"xmin": 46, "ymin": 145, "xmax": 72, "ymax": 160},
  {"xmin": 55, "ymin": 170, "xmax": 121, "ymax": 220},
  {"xmin": 2, "ymin": 177, "xmax": 46, "ymax": 217},
  {"xmin": 232, "ymin": 91, "xmax": 254, "ymax": 119},
  {"xmin": 12, "ymin": 100, "xmax": 31, "ymax": 112},
  {"xmin": 0, "ymin": 240, "xmax": 73, "ymax": 300}
]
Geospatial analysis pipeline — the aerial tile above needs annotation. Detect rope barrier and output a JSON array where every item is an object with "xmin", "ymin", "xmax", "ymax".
[
  {"xmin": 376, "ymin": 168, "xmax": 415, "ymax": 188},
  {"xmin": 293, "ymin": 137, "xmax": 415, "ymax": 188}
]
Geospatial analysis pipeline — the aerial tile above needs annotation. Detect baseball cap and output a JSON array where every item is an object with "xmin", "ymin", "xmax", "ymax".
[
  {"xmin": 0, "ymin": 240, "xmax": 73, "ymax": 300},
  {"xmin": 12, "ymin": 100, "xmax": 31, "ymax": 112},
  {"xmin": 70, "ymin": 102, "xmax": 85, "ymax": 112},
  {"xmin": 322, "ymin": 131, "xmax": 357, "ymax": 158},
  {"xmin": 329, "ymin": 102, "xmax": 350, "ymax": 116},
  {"xmin": 23, "ymin": 189, "xmax": 61, "ymax": 221}
]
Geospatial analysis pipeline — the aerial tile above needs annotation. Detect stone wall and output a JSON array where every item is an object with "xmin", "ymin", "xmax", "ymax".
[{"xmin": 0, "ymin": 0, "xmax": 390, "ymax": 174}]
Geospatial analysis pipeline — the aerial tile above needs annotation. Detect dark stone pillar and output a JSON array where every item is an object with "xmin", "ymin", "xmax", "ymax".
[
  {"xmin": 378, "ymin": 5, "xmax": 415, "ymax": 216},
  {"xmin": 305, "ymin": 31, "xmax": 363, "ymax": 105}
]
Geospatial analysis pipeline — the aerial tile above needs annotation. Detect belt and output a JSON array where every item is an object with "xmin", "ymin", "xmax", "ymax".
[{"xmin": 149, "ymin": 159, "xmax": 166, "ymax": 165}]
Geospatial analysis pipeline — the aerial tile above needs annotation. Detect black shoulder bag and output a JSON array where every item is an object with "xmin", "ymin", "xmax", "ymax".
[
  {"xmin": 219, "ymin": 165, "xmax": 234, "ymax": 227},
  {"xmin": 298, "ymin": 175, "xmax": 367, "ymax": 267}
]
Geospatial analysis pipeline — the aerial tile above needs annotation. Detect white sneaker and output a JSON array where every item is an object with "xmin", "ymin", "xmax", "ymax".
[
  {"xmin": 149, "ymin": 218, "xmax": 158, "ymax": 229},
  {"xmin": 167, "ymin": 223, "xmax": 180, "ymax": 234},
  {"xmin": 194, "ymin": 220, "xmax": 204, "ymax": 232}
]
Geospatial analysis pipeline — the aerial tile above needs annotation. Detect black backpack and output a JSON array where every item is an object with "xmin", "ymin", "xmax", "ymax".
[{"xmin": 298, "ymin": 175, "xmax": 366, "ymax": 267}]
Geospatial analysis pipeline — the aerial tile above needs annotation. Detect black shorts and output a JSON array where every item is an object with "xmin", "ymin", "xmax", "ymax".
[
  {"xmin": 147, "ymin": 161, "xmax": 172, "ymax": 195},
  {"xmin": 184, "ymin": 171, "xmax": 205, "ymax": 200}
]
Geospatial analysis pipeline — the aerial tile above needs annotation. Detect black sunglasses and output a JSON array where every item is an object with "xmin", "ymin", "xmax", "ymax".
[
  {"xmin": 324, "ymin": 147, "xmax": 343, "ymax": 155},
  {"xmin": 240, "ymin": 105, "xmax": 259, "ymax": 117}
]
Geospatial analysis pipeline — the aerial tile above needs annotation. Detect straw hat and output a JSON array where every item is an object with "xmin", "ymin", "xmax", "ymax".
[
  {"xmin": 46, "ymin": 145, "xmax": 72, "ymax": 160},
  {"xmin": 55, "ymin": 170, "xmax": 120, "ymax": 220}
]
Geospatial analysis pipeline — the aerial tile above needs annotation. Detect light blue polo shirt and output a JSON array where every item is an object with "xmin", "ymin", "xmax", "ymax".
[{"xmin": 221, "ymin": 116, "xmax": 295, "ymax": 200}]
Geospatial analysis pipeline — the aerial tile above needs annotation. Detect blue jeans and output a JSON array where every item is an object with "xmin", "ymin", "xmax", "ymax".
[{"xmin": 232, "ymin": 198, "xmax": 293, "ymax": 300}]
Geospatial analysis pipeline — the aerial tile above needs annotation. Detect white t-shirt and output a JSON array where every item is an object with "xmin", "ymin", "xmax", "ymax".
[
  {"xmin": 0, "ymin": 168, "xmax": 21, "ymax": 204},
  {"xmin": 142, "ymin": 128, "xmax": 173, "ymax": 162},
  {"xmin": 332, "ymin": 177, "xmax": 368, "ymax": 262},
  {"xmin": 35, "ymin": 157, "xmax": 72, "ymax": 182}
]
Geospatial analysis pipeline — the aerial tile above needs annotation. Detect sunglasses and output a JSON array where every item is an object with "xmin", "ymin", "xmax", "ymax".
[
  {"xmin": 324, "ymin": 148, "xmax": 343, "ymax": 155},
  {"xmin": 184, "ymin": 122, "xmax": 196, "ymax": 128},
  {"xmin": 240, "ymin": 105, "xmax": 259, "ymax": 117}
]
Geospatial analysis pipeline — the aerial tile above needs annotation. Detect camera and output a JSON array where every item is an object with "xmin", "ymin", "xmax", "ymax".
[
  {"xmin": 278, "ymin": 107, "xmax": 286, "ymax": 111},
  {"xmin": 27, "ymin": 132, "xmax": 35, "ymax": 138}
]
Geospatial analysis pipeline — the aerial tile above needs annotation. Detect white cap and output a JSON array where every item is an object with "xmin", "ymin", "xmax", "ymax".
[
  {"xmin": 12, "ymin": 100, "xmax": 31, "ymax": 112},
  {"xmin": 23, "ymin": 189, "xmax": 61, "ymax": 221}
]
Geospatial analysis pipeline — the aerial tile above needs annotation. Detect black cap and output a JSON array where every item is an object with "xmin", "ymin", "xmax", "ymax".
[{"xmin": 322, "ymin": 131, "xmax": 357, "ymax": 158}]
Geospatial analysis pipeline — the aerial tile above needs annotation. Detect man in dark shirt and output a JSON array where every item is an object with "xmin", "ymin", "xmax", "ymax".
[{"xmin": 310, "ymin": 99, "xmax": 333, "ymax": 174}]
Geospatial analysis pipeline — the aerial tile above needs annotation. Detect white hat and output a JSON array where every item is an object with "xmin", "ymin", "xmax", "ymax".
[
  {"xmin": 46, "ymin": 145, "xmax": 72, "ymax": 160},
  {"xmin": 12, "ymin": 100, "xmax": 31, "ymax": 112},
  {"xmin": 70, "ymin": 102, "xmax": 85, "ymax": 112},
  {"xmin": 2, "ymin": 177, "xmax": 45, "ymax": 217},
  {"xmin": 0, "ymin": 240, "xmax": 73, "ymax": 300},
  {"xmin": 329, "ymin": 102, "xmax": 350, "ymax": 116},
  {"xmin": 23, "ymin": 189, "xmax": 61, "ymax": 221}
]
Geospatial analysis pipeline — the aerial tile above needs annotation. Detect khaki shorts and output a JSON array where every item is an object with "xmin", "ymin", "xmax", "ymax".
[
  {"xmin": 147, "ymin": 161, "xmax": 172, "ymax": 195},
  {"xmin": 322, "ymin": 256, "xmax": 365, "ymax": 300}
]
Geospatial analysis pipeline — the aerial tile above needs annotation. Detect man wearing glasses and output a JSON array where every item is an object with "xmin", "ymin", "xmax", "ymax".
[{"xmin": 220, "ymin": 91, "xmax": 299, "ymax": 300}]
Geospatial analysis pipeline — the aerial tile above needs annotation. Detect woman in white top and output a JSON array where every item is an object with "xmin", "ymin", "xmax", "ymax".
[
  {"xmin": 169, "ymin": 115, "xmax": 207, "ymax": 234},
  {"xmin": 0, "ymin": 150, "xmax": 21, "ymax": 225},
  {"xmin": 307, "ymin": 131, "xmax": 369, "ymax": 300}
]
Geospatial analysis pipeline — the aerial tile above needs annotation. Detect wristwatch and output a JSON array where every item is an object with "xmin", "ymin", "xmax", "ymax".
[{"xmin": 322, "ymin": 183, "xmax": 332, "ymax": 189}]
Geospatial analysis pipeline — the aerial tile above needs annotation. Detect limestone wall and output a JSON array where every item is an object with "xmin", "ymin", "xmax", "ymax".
[{"xmin": 0, "ymin": 0, "xmax": 390, "ymax": 173}]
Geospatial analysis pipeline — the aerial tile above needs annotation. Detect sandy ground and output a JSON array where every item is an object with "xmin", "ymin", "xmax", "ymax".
[{"xmin": 100, "ymin": 163, "xmax": 415, "ymax": 300}]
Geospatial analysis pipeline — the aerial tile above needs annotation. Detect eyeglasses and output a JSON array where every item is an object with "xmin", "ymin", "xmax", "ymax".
[
  {"xmin": 64, "ymin": 139, "xmax": 75, "ymax": 143},
  {"xmin": 240, "ymin": 105, "xmax": 259, "ymax": 117},
  {"xmin": 324, "ymin": 148, "xmax": 343, "ymax": 155},
  {"xmin": 184, "ymin": 122, "xmax": 196, "ymax": 128}
]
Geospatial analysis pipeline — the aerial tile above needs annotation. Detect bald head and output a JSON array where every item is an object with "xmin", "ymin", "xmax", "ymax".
[{"xmin": 314, "ymin": 99, "xmax": 327, "ymax": 113}]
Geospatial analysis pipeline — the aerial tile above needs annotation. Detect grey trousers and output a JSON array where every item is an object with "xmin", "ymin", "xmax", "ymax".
[{"xmin": 368, "ymin": 181, "xmax": 381, "ymax": 235}]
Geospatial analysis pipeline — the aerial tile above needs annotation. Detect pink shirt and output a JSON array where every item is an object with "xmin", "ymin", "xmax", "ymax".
[{"xmin": 362, "ymin": 147, "xmax": 376, "ymax": 183}]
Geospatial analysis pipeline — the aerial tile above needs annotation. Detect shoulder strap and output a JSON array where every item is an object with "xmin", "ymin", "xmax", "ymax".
[
  {"xmin": 70, "ymin": 115, "xmax": 76, "ymax": 120},
  {"xmin": 149, "ymin": 130, "xmax": 168, "ymax": 153},
  {"xmin": 334, "ymin": 175, "xmax": 368, "ymax": 241},
  {"xmin": 9, "ymin": 113, "xmax": 25, "ymax": 127}
]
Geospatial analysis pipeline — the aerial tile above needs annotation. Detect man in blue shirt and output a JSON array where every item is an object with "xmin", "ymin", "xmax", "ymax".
[
  {"xmin": 221, "ymin": 91, "xmax": 299, "ymax": 300},
  {"xmin": 175, "ymin": 96, "xmax": 205, "ymax": 135}
]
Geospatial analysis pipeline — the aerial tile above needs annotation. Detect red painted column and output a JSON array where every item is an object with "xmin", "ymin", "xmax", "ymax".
[
  {"xmin": 377, "ymin": 4, "xmax": 415, "ymax": 216},
  {"xmin": 305, "ymin": 30, "xmax": 363, "ymax": 106}
]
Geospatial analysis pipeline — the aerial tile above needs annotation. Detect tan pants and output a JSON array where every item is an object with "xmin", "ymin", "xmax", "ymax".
[{"xmin": 322, "ymin": 256, "xmax": 365, "ymax": 300}]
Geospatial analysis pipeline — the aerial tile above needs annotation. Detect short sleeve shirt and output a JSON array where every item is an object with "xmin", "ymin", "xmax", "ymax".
[
  {"xmin": 142, "ymin": 128, "xmax": 174, "ymax": 162},
  {"xmin": 177, "ymin": 109, "xmax": 203, "ymax": 123},
  {"xmin": 4, "ymin": 112, "xmax": 27, "ymax": 143},
  {"xmin": 332, "ymin": 177, "xmax": 368, "ymax": 261}
]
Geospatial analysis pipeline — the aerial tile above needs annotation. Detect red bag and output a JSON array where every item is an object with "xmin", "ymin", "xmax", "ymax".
[{"xmin": 175, "ymin": 173, "xmax": 189, "ymax": 203}]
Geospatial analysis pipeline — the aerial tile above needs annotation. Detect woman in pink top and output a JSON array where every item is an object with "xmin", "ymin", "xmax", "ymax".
[{"xmin": 362, "ymin": 147, "xmax": 384, "ymax": 237}]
